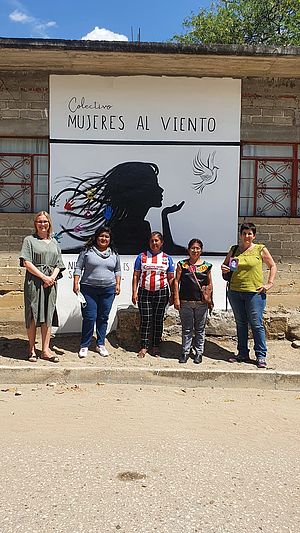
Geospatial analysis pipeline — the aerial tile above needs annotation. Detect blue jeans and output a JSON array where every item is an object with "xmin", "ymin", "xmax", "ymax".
[
  {"xmin": 228, "ymin": 290, "xmax": 267, "ymax": 359},
  {"xmin": 80, "ymin": 284, "xmax": 115, "ymax": 348},
  {"xmin": 179, "ymin": 301, "xmax": 208, "ymax": 356}
]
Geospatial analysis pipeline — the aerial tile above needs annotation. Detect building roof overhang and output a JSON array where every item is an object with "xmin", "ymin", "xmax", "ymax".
[{"xmin": 1, "ymin": 38, "xmax": 300, "ymax": 78}]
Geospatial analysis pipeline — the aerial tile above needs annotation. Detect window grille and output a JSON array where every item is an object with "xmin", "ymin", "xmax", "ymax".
[
  {"xmin": 240, "ymin": 142, "xmax": 299, "ymax": 217},
  {"xmin": 0, "ymin": 138, "xmax": 48, "ymax": 213}
]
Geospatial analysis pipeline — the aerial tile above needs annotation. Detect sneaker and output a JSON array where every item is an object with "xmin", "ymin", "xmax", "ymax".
[
  {"xmin": 96, "ymin": 345, "xmax": 109, "ymax": 357},
  {"xmin": 78, "ymin": 347, "xmax": 88, "ymax": 358},
  {"xmin": 257, "ymin": 357, "xmax": 267, "ymax": 369}
]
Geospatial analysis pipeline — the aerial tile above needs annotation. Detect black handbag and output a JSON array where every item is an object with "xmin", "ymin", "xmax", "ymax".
[{"xmin": 222, "ymin": 245, "xmax": 239, "ymax": 282}]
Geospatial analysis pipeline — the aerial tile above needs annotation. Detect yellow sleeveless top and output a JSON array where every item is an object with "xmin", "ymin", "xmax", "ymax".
[{"xmin": 229, "ymin": 243, "xmax": 265, "ymax": 292}]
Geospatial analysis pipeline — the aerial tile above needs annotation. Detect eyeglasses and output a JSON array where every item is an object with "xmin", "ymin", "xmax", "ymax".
[
  {"xmin": 190, "ymin": 248, "xmax": 201, "ymax": 251},
  {"xmin": 36, "ymin": 221, "xmax": 49, "ymax": 225}
]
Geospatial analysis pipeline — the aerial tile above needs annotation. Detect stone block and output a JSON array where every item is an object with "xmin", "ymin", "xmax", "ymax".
[
  {"xmin": 0, "ymin": 118, "xmax": 48, "ymax": 137},
  {"xmin": 284, "ymin": 109, "xmax": 296, "ymax": 116},
  {"xmin": 264, "ymin": 218, "xmax": 289, "ymax": 225},
  {"xmin": 270, "ymin": 234, "xmax": 292, "ymax": 242},
  {"xmin": 115, "ymin": 307, "xmax": 140, "ymax": 350},
  {"xmin": 21, "ymin": 91, "xmax": 47, "ymax": 102},
  {"xmin": 0, "ymin": 291, "xmax": 23, "ymax": 309},
  {"xmin": 290, "ymin": 264, "xmax": 300, "ymax": 272},
  {"xmin": 252, "ymin": 98, "xmax": 276, "ymax": 108},
  {"xmin": 0, "ymin": 280, "xmax": 23, "ymax": 291},
  {"xmin": 0, "ymin": 267, "xmax": 23, "ymax": 277},
  {"xmin": 287, "ymin": 313, "xmax": 300, "ymax": 341},
  {"xmin": 261, "ymin": 108, "xmax": 284, "ymax": 117},
  {"xmin": 0, "ymin": 90, "xmax": 20, "ymax": 101},
  {"xmin": 30, "ymin": 101, "xmax": 49, "ymax": 110},
  {"xmin": 8, "ymin": 228, "xmax": 31, "ymax": 237},
  {"xmin": 0, "ymin": 109, "xmax": 20, "ymax": 118},
  {"xmin": 20, "ymin": 109, "xmax": 43, "ymax": 120},
  {"xmin": 206, "ymin": 310, "xmax": 236, "ymax": 337},
  {"xmin": 273, "ymin": 116, "xmax": 293, "ymax": 125},
  {"xmin": 163, "ymin": 307, "xmax": 181, "ymax": 327},
  {"xmin": 263, "ymin": 314, "xmax": 288, "ymax": 340},
  {"xmin": 251, "ymin": 116, "xmax": 274, "ymax": 124},
  {"xmin": 7, "ymin": 101, "xmax": 24, "ymax": 109},
  {"xmin": 242, "ymin": 107, "xmax": 262, "ymax": 116}
]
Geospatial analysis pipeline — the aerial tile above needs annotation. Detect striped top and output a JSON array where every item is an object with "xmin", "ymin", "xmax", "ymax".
[{"xmin": 134, "ymin": 251, "xmax": 174, "ymax": 291}]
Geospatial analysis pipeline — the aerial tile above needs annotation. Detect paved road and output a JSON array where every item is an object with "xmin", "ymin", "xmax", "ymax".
[{"xmin": 0, "ymin": 384, "xmax": 299, "ymax": 533}]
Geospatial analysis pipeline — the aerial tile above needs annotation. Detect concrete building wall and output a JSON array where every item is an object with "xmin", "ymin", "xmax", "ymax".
[
  {"xmin": 241, "ymin": 78, "xmax": 300, "ymax": 142},
  {"xmin": 1, "ymin": 72, "xmax": 299, "ymax": 142},
  {"xmin": 0, "ymin": 71, "xmax": 48, "ymax": 136},
  {"xmin": 0, "ymin": 73, "xmax": 300, "ymax": 312}
]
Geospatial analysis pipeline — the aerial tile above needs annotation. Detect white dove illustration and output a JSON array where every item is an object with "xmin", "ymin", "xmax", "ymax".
[{"xmin": 192, "ymin": 150, "xmax": 219, "ymax": 194}]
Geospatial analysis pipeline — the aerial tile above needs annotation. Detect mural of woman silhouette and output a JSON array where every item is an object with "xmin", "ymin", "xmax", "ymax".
[{"xmin": 51, "ymin": 161, "xmax": 186, "ymax": 255}]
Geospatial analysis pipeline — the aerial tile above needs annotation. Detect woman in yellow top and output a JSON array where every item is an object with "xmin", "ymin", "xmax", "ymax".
[{"xmin": 221, "ymin": 222, "xmax": 277, "ymax": 368}]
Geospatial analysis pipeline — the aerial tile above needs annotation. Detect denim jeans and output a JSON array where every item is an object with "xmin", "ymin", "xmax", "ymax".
[
  {"xmin": 228, "ymin": 290, "xmax": 267, "ymax": 359},
  {"xmin": 80, "ymin": 284, "xmax": 115, "ymax": 348},
  {"xmin": 179, "ymin": 301, "xmax": 208, "ymax": 356}
]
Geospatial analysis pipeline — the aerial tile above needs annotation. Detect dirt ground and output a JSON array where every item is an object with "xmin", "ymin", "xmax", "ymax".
[
  {"xmin": 0, "ymin": 384, "xmax": 299, "ymax": 533},
  {"xmin": 0, "ymin": 332, "xmax": 299, "ymax": 372}
]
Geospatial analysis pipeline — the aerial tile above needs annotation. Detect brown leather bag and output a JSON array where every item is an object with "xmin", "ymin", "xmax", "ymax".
[
  {"xmin": 201, "ymin": 284, "xmax": 213, "ymax": 305},
  {"xmin": 190, "ymin": 268, "xmax": 214, "ymax": 310}
]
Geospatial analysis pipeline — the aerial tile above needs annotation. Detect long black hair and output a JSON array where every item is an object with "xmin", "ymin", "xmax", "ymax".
[
  {"xmin": 85, "ymin": 226, "xmax": 118, "ymax": 253},
  {"xmin": 51, "ymin": 161, "xmax": 159, "ymax": 243}
]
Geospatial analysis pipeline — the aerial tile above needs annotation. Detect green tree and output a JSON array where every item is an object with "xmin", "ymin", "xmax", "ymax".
[{"xmin": 172, "ymin": 0, "xmax": 300, "ymax": 46}]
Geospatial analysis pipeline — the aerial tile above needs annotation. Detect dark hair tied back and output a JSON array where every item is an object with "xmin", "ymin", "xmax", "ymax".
[
  {"xmin": 85, "ymin": 225, "xmax": 117, "ymax": 252},
  {"xmin": 188, "ymin": 238, "xmax": 203, "ymax": 250}
]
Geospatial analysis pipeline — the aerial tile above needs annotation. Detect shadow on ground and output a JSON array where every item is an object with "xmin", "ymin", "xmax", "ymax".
[
  {"xmin": 158, "ymin": 339, "xmax": 236, "ymax": 362},
  {"xmin": 0, "ymin": 335, "xmax": 249, "ymax": 365},
  {"xmin": 0, "ymin": 337, "xmax": 31, "ymax": 361},
  {"xmin": 0, "ymin": 336, "xmax": 78, "ymax": 361}
]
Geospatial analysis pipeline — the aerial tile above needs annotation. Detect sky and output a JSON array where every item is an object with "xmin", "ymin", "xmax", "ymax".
[{"xmin": 0, "ymin": 0, "xmax": 211, "ymax": 43}]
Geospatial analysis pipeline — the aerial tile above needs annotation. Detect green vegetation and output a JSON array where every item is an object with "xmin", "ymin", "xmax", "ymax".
[{"xmin": 173, "ymin": 0, "xmax": 300, "ymax": 46}]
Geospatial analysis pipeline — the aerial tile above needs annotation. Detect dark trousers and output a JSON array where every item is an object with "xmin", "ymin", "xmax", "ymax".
[{"xmin": 138, "ymin": 287, "xmax": 169, "ymax": 349}]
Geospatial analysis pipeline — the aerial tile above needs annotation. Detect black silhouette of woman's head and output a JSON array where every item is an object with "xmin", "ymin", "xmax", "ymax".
[{"xmin": 52, "ymin": 161, "xmax": 164, "ymax": 246}]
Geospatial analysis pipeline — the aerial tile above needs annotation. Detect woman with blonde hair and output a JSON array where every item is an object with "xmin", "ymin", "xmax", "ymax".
[{"xmin": 20, "ymin": 211, "xmax": 65, "ymax": 362}]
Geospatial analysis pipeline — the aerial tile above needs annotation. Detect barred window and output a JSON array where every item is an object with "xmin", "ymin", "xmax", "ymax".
[
  {"xmin": 0, "ymin": 137, "xmax": 48, "ymax": 213},
  {"xmin": 240, "ymin": 142, "xmax": 300, "ymax": 217}
]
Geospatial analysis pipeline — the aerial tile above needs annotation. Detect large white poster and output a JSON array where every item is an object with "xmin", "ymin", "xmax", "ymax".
[
  {"xmin": 50, "ymin": 75, "xmax": 241, "ymax": 255},
  {"xmin": 50, "ymin": 75, "xmax": 241, "ymax": 330}
]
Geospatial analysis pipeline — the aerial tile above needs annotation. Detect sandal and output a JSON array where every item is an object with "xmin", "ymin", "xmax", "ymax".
[
  {"xmin": 41, "ymin": 353, "xmax": 59, "ymax": 363},
  {"xmin": 137, "ymin": 348, "xmax": 147, "ymax": 358},
  {"xmin": 28, "ymin": 352, "xmax": 38, "ymax": 362}
]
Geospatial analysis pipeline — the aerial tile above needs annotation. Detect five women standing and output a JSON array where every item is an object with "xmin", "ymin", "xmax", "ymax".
[{"xmin": 20, "ymin": 214, "xmax": 276, "ymax": 366}]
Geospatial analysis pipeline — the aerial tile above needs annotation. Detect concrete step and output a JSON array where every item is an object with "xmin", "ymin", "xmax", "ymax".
[{"xmin": 0, "ymin": 365, "xmax": 299, "ymax": 390}]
